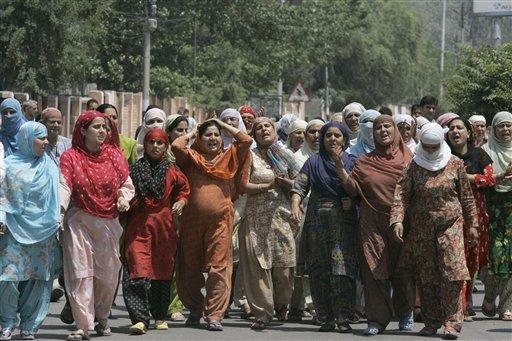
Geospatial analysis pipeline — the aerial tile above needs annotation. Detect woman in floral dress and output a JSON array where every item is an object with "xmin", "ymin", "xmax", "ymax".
[
  {"xmin": 390, "ymin": 123, "xmax": 479, "ymax": 339},
  {"xmin": 239, "ymin": 117, "xmax": 300, "ymax": 330}
]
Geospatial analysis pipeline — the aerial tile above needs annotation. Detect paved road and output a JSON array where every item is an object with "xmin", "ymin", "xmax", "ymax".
[{"xmin": 30, "ymin": 281, "xmax": 512, "ymax": 340}]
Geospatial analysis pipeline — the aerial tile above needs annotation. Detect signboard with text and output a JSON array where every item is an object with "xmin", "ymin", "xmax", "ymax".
[{"xmin": 474, "ymin": 0, "xmax": 512, "ymax": 16}]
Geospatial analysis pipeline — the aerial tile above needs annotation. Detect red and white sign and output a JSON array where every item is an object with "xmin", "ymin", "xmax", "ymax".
[{"xmin": 288, "ymin": 81, "xmax": 310, "ymax": 102}]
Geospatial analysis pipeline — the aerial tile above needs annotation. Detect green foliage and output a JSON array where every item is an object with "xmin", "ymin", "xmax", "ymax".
[
  {"xmin": 446, "ymin": 43, "xmax": 512, "ymax": 122},
  {"xmin": 0, "ymin": 0, "xmax": 442, "ymax": 110}
]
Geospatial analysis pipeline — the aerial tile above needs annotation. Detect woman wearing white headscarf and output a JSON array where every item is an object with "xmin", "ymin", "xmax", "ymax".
[
  {"xmin": 390, "ymin": 123, "xmax": 479, "ymax": 339},
  {"xmin": 136, "ymin": 108, "xmax": 166, "ymax": 158},
  {"xmin": 341, "ymin": 102, "xmax": 366, "ymax": 147},
  {"xmin": 347, "ymin": 110, "xmax": 380, "ymax": 157},
  {"xmin": 395, "ymin": 114, "xmax": 417, "ymax": 154},
  {"xmin": 294, "ymin": 119, "xmax": 325, "ymax": 168},
  {"xmin": 286, "ymin": 119, "xmax": 307, "ymax": 153},
  {"xmin": 468, "ymin": 115, "xmax": 488, "ymax": 148},
  {"xmin": 220, "ymin": 108, "xmax": 248, "ymax": 149},
  {"xmin": 481, "ymin": 111, "xmax": 512, "ymax": 321}
]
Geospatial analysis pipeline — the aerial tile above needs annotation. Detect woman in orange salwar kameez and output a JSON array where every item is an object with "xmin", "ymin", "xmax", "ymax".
[{"xmin": 171, "ymin": 118, "xmax": 252, "ymax": 331}]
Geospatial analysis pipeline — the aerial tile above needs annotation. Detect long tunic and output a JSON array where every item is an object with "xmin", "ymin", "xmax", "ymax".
[
  {"xmin": 292, "ymin": 172, "xmax": 357, "ymax": 279},
  {"xmin": 390, "ymin": 156, "xmax": 479, "ymax": 284},
  {"xmin": 124, "ymin": 166, "xmax": 190, "ymax": 280},
  {"xmin": 486, "ymin": 190, "xmax": 512, "ymax": 277},
  {"xmin": 242, "ymin": 149, "xmax": 296, "ymax": 270}
]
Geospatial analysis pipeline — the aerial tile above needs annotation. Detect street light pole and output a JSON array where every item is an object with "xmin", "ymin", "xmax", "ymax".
[
  {"xmin": 142, "ymin": 0, "xmax": 157, "ymax": 111},
  {"xmin": 440, "ymin": 0, "xmax": 446, "ymax": 102}
]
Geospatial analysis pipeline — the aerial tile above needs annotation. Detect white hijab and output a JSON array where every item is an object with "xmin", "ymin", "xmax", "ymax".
[
  {"xmin": 294, "ymin": 119, "xmax": 325, "ymax": 167},
  {"xmin": 395, "ymin": 114, "xmax": 417, "ymax": 154},
  {"xmin": 136, "ymin": 108, "xmax": 166, "ymax": 158},
  {"xmin": 482, "ymin": 111, "xmax": 512, "ymax": 192},
  {"xmin": 220, "ymin": 108, "xmax": 247, "ymax": 149},
  {"xmin": 413, "ymin": 122, "xmax": 452, "ymax": 171},
  {"xmin": 341, "ymin": 102, "xmax": 366, "ymax": 145}
]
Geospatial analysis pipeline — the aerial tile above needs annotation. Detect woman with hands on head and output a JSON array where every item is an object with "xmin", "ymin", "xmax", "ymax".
[
  {"xmin": 334, "ymin": 115, "xmax": 415, "ymax": 336},
  {"xmin": 238, "ymin": 116, "xmax": 300, "ymax": 330},
  {"xmin": 389, "ymin": 122, "xmax": 479, "ymax": 339},
  {"xmin": 171, "ymin": 117, "xmax": 252, "ymax": 332},
  {"xmin": 290, "ymin": 121, "xmax": 358, "ymax": 333}
]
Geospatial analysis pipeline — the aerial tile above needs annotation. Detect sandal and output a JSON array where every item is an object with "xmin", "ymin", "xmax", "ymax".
[
  {"xmin": 481, "ymin": 299, "xmax": 497, "ymax": 317},
  {"xmin": 418, "ymin": 326, "xmax": 438, "ymax": 336},
  {"xmin": 94, "ymin": 319, "xmax": 112, "ymax": 336},
  {"xmin": 205, "ymin": 320, "xmax": 223, "ymax": 331},
  {"xmin": 66, "ymin": 329, "xmax": 90, "ymax": 341},
  {"xmin": 0, "ymin": 329, "xmax": 12, "ymax": 341},
  {"xmin": 275, "ymin": 305, "xmax": 288, "ymax": 322},
  {"xmin": 250, "ymin": 320, "xmax": 267, "ymax": 330},
  {"xmin": 500, "ymin": 310, "xmax": 512, "ymax": 321},
  {"xmin": 318, "ymin": 322, "xmax": 336, "ymax": 332},
  {"xmin": 20, "ymin": 331, "xmax": 35, "ymax": 340},
  {"xmin": 443, "ymin": 326, "xmax": 459, "ymax": 340},
  {"xmin": 336, "ymin": 321, "xmax": 352, "ymax": 333}
]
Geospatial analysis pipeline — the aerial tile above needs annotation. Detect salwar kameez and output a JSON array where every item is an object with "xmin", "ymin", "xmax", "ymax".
[
  {"xmin": 390, "ymin": 157, "xmax": 479, "ymax": 331},
  {"xmin": 293, "ymin": 174, "xmax": 358, "ymax": 324},
  {"xmin": 485, "ymin": 190, "xmax": 512, "ymax": 315},
  {"xmin": 0, "ymin": 232, "xmax": 61, "ymax": 333},
  {"xmin": 172, "ymin": 131, "xmax": 252, "ymax": 322},
  {"xmin": 239, "ymin": 146, "xmax": 297, "ymax": 324}
]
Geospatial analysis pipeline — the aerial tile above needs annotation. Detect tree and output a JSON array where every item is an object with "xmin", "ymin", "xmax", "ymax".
[{"xmin": 445, "ymin": 43, "xmax": 512, "ymax": 122}]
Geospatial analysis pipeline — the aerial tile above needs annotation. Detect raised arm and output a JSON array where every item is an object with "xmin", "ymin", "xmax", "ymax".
[{"xmin": 171, "ymin": 133, "xmax": 193, "ymax": 169}]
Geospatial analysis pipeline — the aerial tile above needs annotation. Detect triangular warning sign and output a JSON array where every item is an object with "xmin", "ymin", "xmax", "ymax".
[{"xmin": 288, "ymin": 81, "xmax": 310, "ymax": 102}]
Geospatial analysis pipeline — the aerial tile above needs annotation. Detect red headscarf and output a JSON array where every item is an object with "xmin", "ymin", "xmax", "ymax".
[
  {"xmin": 143, "ymin": 128, "xmax": 169, "ymax": 161},
  {"xmin": 60, "ymin": 110, "xmax": 129, "ymax": 218},
  {"xmin": 239, "ymin": 105, "xmax": 257, "ymax": 117}
]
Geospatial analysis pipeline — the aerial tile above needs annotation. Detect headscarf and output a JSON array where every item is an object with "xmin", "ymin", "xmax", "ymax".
[
  {"xmin": 341, "ymin": 102, "xmax": 366, "ymax": 143},
  {"xmin": 436, "ymin": 112, "xmax": 460, "ymax": 127},
  {"xmin": 469, "ymin": 115, "xmax": 486, "ymax": 125},
  {"xmin": 277, "ymin": 114, "xmax": 295, "ymax": 142},
  {"xmin": 294, "ymin": 119, "xmax": 325, "ymax": 167},
  {"xmin": 305, "ymin": 121, "xmax": 356, "ymax": 200},
  {"xmin": 60, "ymin": 111, "xmax": 129, "ymax": 218},
  {"xmin": 350, "ymin": 115, "xmax": 412, "ymax": 211},
  {"xmin": 0, "ymin": 98, "xmax": 27, "ymax": 156},
  {"xmin": 164, "ymin": 114, "xmax": 183, "ymax": 163},
  {"xmin": 136, "ymin": 108, "xmax": 166, "ymax": 153},
  {"xmin": 286, "ymin": 119, "xmax": 307, "ymax": 150},
  {"xmin": 395, "ymin": 114, "xmax": 417, "ymax": 153},
  {"xmin": 348, "ymin": 109, "xmax": 381, "ymax": 157},
  {"xmin": 130, "ymin": 128, "xmax": 171, "ymax": 201},
  {"xmin": 252, "ymin": 117, "xmax": 301, "ymax": 179},
  {"xmin": 482, "ymin": 111, "xmax": 512, "ymax": 192},
  {"xmin": 413, "ymin": 122, "xmax": 452, "ymax": 172},
  {"xmin": 220, "ymin": 108, "xmax": 247, "ymax": 149},
  {"xmin": 186, "ymin": 122, "xmax": 241, "ymax": 180},
  {"xmin": 239, "ymin": 105, "xmax": 257, "ymax": 118},
  {"xmin": 0, "ymin": 122, "xmax": 60, "ymax": 244}
]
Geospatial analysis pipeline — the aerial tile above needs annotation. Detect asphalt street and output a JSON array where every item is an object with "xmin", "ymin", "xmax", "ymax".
[{"xmin": 24, "ymin": 281, "xmax": 512, "ymax": 340}]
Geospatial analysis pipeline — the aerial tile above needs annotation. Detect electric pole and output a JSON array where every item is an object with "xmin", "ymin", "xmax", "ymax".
[
  {"xmin": 440, "ymin": 0, "xmax": 446, "ymax": 102},
  {"xmin": 142, "ymin": 0, "xmax": 157, "ymax": 111}
]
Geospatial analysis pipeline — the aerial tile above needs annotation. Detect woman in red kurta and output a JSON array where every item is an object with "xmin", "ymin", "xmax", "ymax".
[{"xmin": 122, "ymin": 128, "xmax": 190, "ymax": 334}]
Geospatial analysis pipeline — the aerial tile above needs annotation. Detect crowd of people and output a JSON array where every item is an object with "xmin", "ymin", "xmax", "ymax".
[{"xmin": 0, "ymin": 94, "xmax": 511, "ymax": 341}]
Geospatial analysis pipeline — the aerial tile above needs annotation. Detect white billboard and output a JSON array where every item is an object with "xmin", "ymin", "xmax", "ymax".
[{"xmin": 474, "ymin": 0, "xmax": 512, "ymax": 16}]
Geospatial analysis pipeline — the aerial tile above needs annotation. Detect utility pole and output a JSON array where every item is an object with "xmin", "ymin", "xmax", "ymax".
[
  {"xmin": 142, "ymin": 0, "xmax": 157, "ymax": 111},
  {"xmin": 440, "ymin": 0, "xmax": 447, "ymax": 102},
  {"xmin": 324, "ymin": 65, "xmax": 329, "ymax": 120},
  {"xmin": 492, "ymin": 17, "xmax": 502, "ymax": 48}
]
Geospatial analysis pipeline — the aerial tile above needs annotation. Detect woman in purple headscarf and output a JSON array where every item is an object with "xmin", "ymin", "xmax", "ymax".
[{"xmin": 291, "ymin": 121, "xmax": 358, "ymax": 333}]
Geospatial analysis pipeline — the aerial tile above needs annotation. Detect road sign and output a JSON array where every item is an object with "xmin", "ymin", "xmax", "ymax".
[
  {"xmin": 288, "ymin": 81, "xmax": 310, "ymax": 102},
  {"xmin": 473, "ymin": 0, "xmax": 512, "ymax": 16}
]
